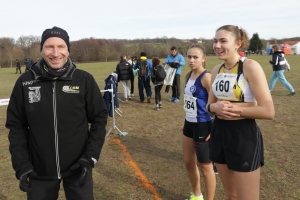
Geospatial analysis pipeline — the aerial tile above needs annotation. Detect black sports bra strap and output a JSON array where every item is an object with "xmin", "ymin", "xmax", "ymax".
[
  {"xmin": 236, "ymin": 59, "xmax": 244, "ymax": 82},
  {"xmin": 218, "ymin": 63, "xmax": 224, "ymax": 73}
]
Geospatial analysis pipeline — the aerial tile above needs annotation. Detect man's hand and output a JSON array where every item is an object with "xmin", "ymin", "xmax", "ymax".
[
  {"xmin": 19, "ymin": 170, "xmax": 37, "ymax": 192},
  {"xmin": 70, "ymin": 157, "xmax": 94, "ymax": 186}
]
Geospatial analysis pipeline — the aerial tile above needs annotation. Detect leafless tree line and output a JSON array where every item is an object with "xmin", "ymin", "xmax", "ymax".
[{"xmin": 0, "ymin": 35, "xmax": 215, "ymax": 68}]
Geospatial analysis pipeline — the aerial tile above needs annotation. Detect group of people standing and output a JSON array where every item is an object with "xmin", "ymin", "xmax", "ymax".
[
  {"xmin": 14, "ymin": 58, "xmax": 39, "ymax": 74},
  {"xmin": 116, "ymin": 47, "xmax": 186, "ymax": 110},
  {"xmin": 5, "ymin": 24, "xmax": 293, "ymax": 200},
  {"xmin": 114, "ymin": 25, "xmax": 294, "ymax": 200}
]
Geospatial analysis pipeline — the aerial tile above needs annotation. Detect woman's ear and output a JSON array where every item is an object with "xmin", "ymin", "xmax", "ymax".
[{"xmin": 236, "ymin": 40, "xmax": 242, "ymax": 51}]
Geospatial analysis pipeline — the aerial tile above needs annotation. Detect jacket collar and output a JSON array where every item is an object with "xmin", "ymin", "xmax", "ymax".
[{"xmin": 30, "ymin": 58, "xmax": 76, "ymax": 81}]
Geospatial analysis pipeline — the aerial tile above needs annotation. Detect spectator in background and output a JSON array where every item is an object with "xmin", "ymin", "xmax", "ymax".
[
  {"xmin": 15, "ymin": 59, "xmax": 21, "ymax": 74},
  {"xmin": 126, "ymin": 55, "xmax": 136, "ymax": 96},
  {"xmin": 6, "ymin": 26, "xmax": 108, "ymax": 200},
  {"xmin": 151, "ymin": 57, "xmax": 164, "ymax": 110},
  {"xmin": 268, "ymin": 45, "xmax": 296, "ymax": 96},
  {"xmin": 133, "ymin": 52, "xmax": 153, "ymax": 103},
  {"xmin": 24, "ymin": 58, "xmax": 31, "ymax": 72},
  {"xmin": 116, "ymin": 55, "xmax": 134, "ymax": 101},
  {"xmin": 163, "ymin": 46, "xmax": 185, "ymax": 103}
]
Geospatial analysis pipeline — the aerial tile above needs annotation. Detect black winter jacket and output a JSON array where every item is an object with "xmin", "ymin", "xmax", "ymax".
[
  {"xmin": 116, "ymin": 59, "xmax": 133, "ymax": 81},
  {"xmin": 269, "ymin": 51, "xmax": 289, "ymax": 71},
  {"xmin": 6, "ymin": 58, "xmax": 108, "ymax": 180}
]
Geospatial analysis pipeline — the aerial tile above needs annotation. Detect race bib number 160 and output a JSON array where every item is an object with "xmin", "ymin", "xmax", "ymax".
[
  {"xmin": 213, "ymin": 73, "xmax": 237, "ymax": 100},
  {"xmin": 184, "ymin": 94, "xmax": 197, "ymax": 116}
]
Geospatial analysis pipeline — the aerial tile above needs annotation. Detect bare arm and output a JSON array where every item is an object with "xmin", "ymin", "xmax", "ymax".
[{"xmin": 238, "ymin": 59, "xmax": 275, "ymax": 119}]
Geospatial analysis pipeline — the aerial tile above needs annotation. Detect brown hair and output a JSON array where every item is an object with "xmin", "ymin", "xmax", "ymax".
[
  {"xmin": 120, "ymin": 55, "xmax": 126, "ymax": 61},
  {"xmin": 152, "ymin": 57, "xmax": 160, "ymax": 67},
  {"xmin": 272, "ymin": 45, "xmax": 279, "ymax": 51},
  {"xmin": 216, "ymin": 25, "xmax": 249, "ymax": 51},
  {"xmin": 185, "ymin": 44, "xmax": 207, "ymax": 81}
]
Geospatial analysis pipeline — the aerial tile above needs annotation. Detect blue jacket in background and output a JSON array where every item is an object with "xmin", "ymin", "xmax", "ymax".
[
  {"xmin": 133, "ymin": 57, "xmax": 153, "ymax": 77},
  {"xmin": 165, "ymin": 53, "xmax": 185, "ymax": 75},
  {"xmin": 103, "ymin": 74, "xmax": 119, "ymax": 117}
]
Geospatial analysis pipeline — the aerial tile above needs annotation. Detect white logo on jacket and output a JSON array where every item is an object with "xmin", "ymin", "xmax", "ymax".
[
  {"xmin": 22, "ymin": 80, "xmax": 40, "ymax": 86},
  {"xmin": 28, "ymin": 87, "xmax": 41, "ymax": 103}
]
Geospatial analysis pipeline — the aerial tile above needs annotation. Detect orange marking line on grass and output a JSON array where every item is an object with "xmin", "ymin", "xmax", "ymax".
[{"xmin": 112, "ymin": 137, "xmax": 162, "ymax": 200}]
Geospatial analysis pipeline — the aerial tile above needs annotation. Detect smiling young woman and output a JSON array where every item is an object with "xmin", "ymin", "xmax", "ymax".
[{"xmin": 207, "ymin": 25, "xmax": 275, "ymax": 200}]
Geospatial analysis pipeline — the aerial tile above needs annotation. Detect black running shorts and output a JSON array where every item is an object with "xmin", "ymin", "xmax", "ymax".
[
  {"xmin": 183, "ymin": 120, "xmax": 212, "ymax": 163},
  {"xmin": 209, "ymin": 117, "xmax": 264, "ymax": 172}
]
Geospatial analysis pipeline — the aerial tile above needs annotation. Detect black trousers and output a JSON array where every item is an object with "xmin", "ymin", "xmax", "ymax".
[
  {"xmin": 27, "ymin": 171, "xmax": 94, "ymax": 200},
  {"xmin": 16, "ymin": 67, "xmax": 21, "ymax": 74},
  {"xmin": 130, "ymin": 77, "xmax": 134, "ymax": 94},
  {"xmin": 154, "ymin": 84, "xmax": 163, "ymax": 104},
  {"xmin": 172, "ymin": 74, "xmax": 181, "ymax": 99}
]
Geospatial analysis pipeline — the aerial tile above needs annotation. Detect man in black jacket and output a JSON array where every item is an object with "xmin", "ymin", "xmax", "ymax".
[
  {"xmin": 6, "ymin": 26, "xmax": 108, "ymax": 200},
  {"xmin": 24, "ymin": 58, "xmax": 31, "ymax": 72},
  {"xmin": 15, "ymin": 59, "xmax": 21, "ymax": 74}
]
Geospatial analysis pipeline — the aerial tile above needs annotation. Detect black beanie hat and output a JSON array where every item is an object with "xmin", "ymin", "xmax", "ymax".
[
  {"xmin": 40, "ymin": 26, "xmax": 70, "ymax": 52},
  {"xmin": 140, "ymin": 52, "xmax": 147, "ymax": 57}
]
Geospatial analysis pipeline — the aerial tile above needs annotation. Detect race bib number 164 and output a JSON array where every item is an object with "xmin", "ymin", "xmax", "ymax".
[{"xmin": 184, "ymin": 94, "xmax": 197, "ymax": 116}]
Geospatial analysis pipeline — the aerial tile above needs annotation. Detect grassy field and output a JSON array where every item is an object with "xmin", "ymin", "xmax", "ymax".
[{"xmin": 0, "ymin": 54, "xmax": 299, "ymax": 199}]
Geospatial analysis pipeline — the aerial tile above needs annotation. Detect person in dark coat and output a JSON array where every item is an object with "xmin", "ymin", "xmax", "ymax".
[
  {"xmin": 15, "ymin": 59, "xmax": 21, "ymax": 74},
  {"xmin": 151, "ymin": 57, "xmax": 164, "ymax": 110},
  {"xmin": 24, "ymin": 58, "xmax": 31, "ymax": 72},
  {"xmin": 268, "ymin": 45, "xmax": 295, "ymax": 96},
  {"xmin": 133, "ymin": 52, "xmax": 153, "ymax": 103},
  {"xmin": 116, "ymin": 55, "xmax": 134, "ymax": 101},
  {"xmin": 6, "ymin": 26, "xmax": 108, "ymax": 200}
]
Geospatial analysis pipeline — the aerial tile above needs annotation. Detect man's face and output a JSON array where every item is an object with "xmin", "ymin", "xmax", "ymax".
[
  {"xmin": 41, "ymin": 37, "xmax": 69, "ymax": 69},
  {"xmin": 171, "ymin": 49, "xmax": 177, "ymax": 56}
]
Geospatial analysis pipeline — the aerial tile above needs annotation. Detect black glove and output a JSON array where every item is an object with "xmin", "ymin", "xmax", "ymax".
[
  {"xmin": 70, "ymin": 157, "xmax": 94, "ymax": 186},
  {"xmin": 19, "ymin": 170, "xmax": 37, "ymax": 192}
]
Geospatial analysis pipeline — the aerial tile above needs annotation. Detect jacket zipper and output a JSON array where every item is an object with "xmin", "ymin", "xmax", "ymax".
[{"xmin": 52, "ymin": 81, "xmax": 61, "ymax": 179}]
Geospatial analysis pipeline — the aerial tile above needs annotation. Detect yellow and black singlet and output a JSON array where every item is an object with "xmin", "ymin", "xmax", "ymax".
[{"xmin": 212, "ymin": 57, "xmax": 256, "ymax": 102}]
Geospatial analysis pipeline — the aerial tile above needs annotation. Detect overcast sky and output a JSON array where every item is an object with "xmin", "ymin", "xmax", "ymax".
[{"xmin": 1, "ymin": 0, "xmax": 299, "ymax": 42}]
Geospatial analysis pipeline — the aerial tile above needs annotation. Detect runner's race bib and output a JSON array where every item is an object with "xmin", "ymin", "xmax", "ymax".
[
  {"xmin": 212, "ymin": 74, "xmax": 237, "ymax": 100},
  {"xmin": 184, "ymin": 94, "xmax": 197, "ymax": 116}
]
